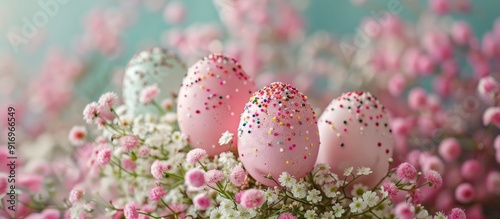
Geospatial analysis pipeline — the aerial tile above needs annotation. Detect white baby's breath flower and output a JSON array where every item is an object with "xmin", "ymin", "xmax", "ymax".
[
  {"xmin": 332, "ymin": 203, "xmax": 345, "ymax": 218},
  {"xmin": 278, "ymin": 172, "xmax": 296, "ymax": 187},
  {"xmin": 237, "ymin": 205, "xmax": 257, "ymax": 218},
  {"xmin": 219, "ymin": 131, "xmax": 234, "ymax": 145},
  {"xmin": 362, "ymin": 191, "xmax": 380, "ymax": 207},
  {"xmin": 306, "ymin": 189, "xmax": 322, "ymax": 204},
  {"xmin": 343, "ymin": 167, "xmax": 354, "ymax": 176},
  {"xmin": 351, "ymin": 183, "xmax": 368, "ymax": 197},
  {"xmin": 323, "ymin": 182, "xmax": 339, "ymax": 198},
  {"xmin": 210, "ymin": 207, "xmax": 223, "ymax": 219},
  {"xmin": 416, "ymin": 209, "xmax": 429, "ymax": 219},
  {"xmin": 349, "ymin": 197, "xmax": 367, "ymax": 213},
  {"xmin": 321, "ymin": 211, "xmax": 335, "ymax": 219},
  {"xmin": 291, "ymin": 183, "xmax": 307, "ymax": 199},
  {"xmin": 434, "ymin": 212, "xmax": 448, "ymax": 219},
  {"xmin": 356, "ymin": 167, "xmax": 372, "ymax": 176},
  {"xmin": 304, "ymin": 209, "xmax": 317, "ymax": 219},
  {"xmin": 264, "ymin": 188, "xmax": 278, "ymax": 203},
  {"xmin": 220, "ymin": 200, "xmax": 234, "ymax": 210},
  {"xmin": 222, "ymin": 208, "xmax": 240, "ymax": 218}
]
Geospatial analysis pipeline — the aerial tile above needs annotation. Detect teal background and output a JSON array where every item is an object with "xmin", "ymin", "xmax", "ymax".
[{"xmin": 1, "ymin": 0, "xmax": 499, "ymax": 100}]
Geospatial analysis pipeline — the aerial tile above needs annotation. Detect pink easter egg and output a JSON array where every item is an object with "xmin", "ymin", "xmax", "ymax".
[
  {"xmin": 238, "ymin": 82, "xmax": 320, "ymax": 186},
  {"xmin": 316, "ymin": 91, "xmax": 394, "ymax": 188},
  {"xmin": 177, "ymin": 54, "xmax": 256, "ymax": 156}
]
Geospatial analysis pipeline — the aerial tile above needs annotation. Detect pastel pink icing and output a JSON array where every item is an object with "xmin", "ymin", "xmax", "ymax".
[
  {"xmin": 177, "ymin": 54, "xmax": 256, "ymax": 156},
  {"xmin": 238, "ymin": 82, "xmax": 320, "ymax": 186},
  {"xmin": 316, "ymin": 91, "xmax": 394, "ymax": 188}
]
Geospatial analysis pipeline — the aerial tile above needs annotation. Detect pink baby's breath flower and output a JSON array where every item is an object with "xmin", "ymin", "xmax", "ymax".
[
  {"xmin": 408, "ymin": 88, "xmax": 427, "ymax": 110},
  {"xmin": 185, "ymin": 168, "xmax": 206, "ymax": 188},
  {"xmin": 193, "ymin": 193, "xmax": 210, "ymax": 210},
  {"xmin": 138, "ymin": 146, "xmax": 150, "ymax": 157},
  {"xmin": 452, "ymin": 21, "xmax": 473, "ymax": 45},
  {"xmin": 394, "ymin": 202, "xmax": 414, "ymax": 219},
  {"xmin": 204, "ymin": 169, "xmax": 224, "ymax": 185},
  {"xmin": 424, "ymin": 169, "xmax": 443, "ymax": 188},
  {"xmin": 382, "ymin": 182, "xmax": 398, "ymax": 201},
  {"xmin": 120, "ymin": 136, "xmax": 139, "ymax": 152},
  {"xmin": 122, "ymin": 158, "xmax": 137, "ymax": 172},
  {"xmin": 240, "ymin": 189, "xmax": 265, "ymax": 209},
  {"xmin": 139, "ymin": 84, "xmax": 160, "ymax": 104},
  {"xmin": 230, "ymin": 166, "xmax": 247, "ymax": 187},
  {"xmin": 124, "ymin": 202, "xmax": 139, "ymax": 219},
  {"xmin": 234, "ymin": 190, "xmax": 245, "ymax": 204},
  {"xmin": 449, "ymin": 208, "xmax": 466, "ymax": 219},
  {"xmin": 278, "ymin": 212, "xmax": 298, "ymax": 219},
  {"xmin": 438, "ymin": 138, "xmax": 461, "ymax": 162},
  {"xmin": 397, "ymin": 162, "xmax": 418, "ymax": 182},
  {"xmin": 461, "ymin": 159, "xmax": 483, "ymax": 181},
  {"xmin": 486, "ymin": 171, "xmax": 500, "ymax": 194},
  {"xmin": 455, "ymin": 183, "xmax": 475, "ymax": 203},
  {"xmin": 96, "ymin": 147, "xmax": 112, "ymax": 166},
  {"xmin": 69, "ymin": 126, "xmax": 87, "ymax": 145},
  {"xmin": 149, "ymin": 185, "xmax": 168, "ymax": 202},
  {"xmin": 483, "ymin": 107, "xmax": 500, "ymax": 127},
  {"xmin": 409, "ymin": 189, "xmax": 422, "ymax": 205},
  {"xmin": 151, "ymin": 160, "xmax": 169, "ymax": 179},
  {"xmin": 83, "ymin": 102, "xmax": 100, "ymax": 124},
  {"xmin": 69, "ymin": 189, "xmax": 83, "ymax": 204},
  {"xmin": 40, "ymin": 209, "xmax": 60, "ymax": 219},
  {"xmin": 98, "ymin": 92, "xmax": 118, "ymax": 109},
  {"xmin": 186, "ymin": 148, "xmax": 207, "ymax": 164}
]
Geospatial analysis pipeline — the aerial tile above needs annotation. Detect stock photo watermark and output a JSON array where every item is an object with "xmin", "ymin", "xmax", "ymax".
[{"xmin": 6, "ymin": 0, "xmax": 71, "ymax": 53}]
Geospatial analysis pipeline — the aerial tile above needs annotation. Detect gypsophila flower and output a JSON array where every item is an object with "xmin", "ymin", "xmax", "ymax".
[
  {"xmin": 69, "ymin": 126, "xmax": 87, "ymax": 145},
  {"xmin": 349, "ymin": 197, "xmax": 367, "ymax": 213},
  {"xmin": 124, "ymin": 202, "xmax": 138, "ymax": 219},
  {"xmin": 229, "ymin": 166, "xmax": 247, "ymax": 186},
  {"xmin": 416, "ymin": 209, "xmax": 430, "ymax": 219},
  {"xmin": 278, "ymin": 172, "xmax": 296, "ymax": 187},
  {"xmin": 96, "ymin": 147, "xmax": 112, "ymax": 166},
  {"xmin": 323, "ymin": 182, "xmax": 339, "ymax": 198},
  {"xmin": 332, "ymin": 203, "xmax": 345, "ymax": 217},
  {"xmin": 304, "ymin": 210, "xmax": 317, "ymax": 219},
  {"xmin": 204, "ymin": 169, "xmax": 225, "ymax": 185},
  {"xmin": 434, "ymin": 212, "xmax": 448, "ymax": 219},
  {"xmin": 210, "ymin": 207, "xmax": 223, "ymax": 219},
  {"xmin": 186, "ymin": 148, "xmax": 207, "ymax": 164},
  {"xmin": 98, "ymin": 92, "xmax": 118, "ymax": 109},
  {"xmin": 83, "ymin": 102, "xmax": 100, "ymax": 124},
  {"xmin": 278, "ymin": 212, "xmax": 298, "ymax": 219},
  {"xmin": 69, "ymin": 189, "xmax": 83, "ymax": 205},
  {"xmin": 240, "ymin": 189, "xmax": 265, "ymax": 209},
  {"xmin": 218, "ymin": 130, "xmax": 234, "ymax": 145},
  {"xmin": 291, "ymin": 182, "xmax": 307, "ymax": 199},
  {"xmin": 356, "ymin": 167, "xmax": 372, "ymax": 176},
  {"xmin": 193, "ymin": 193, "xmax": 211, "ymax": 210},
  {"xmin": 394, "ymin": 202, "xmax": 415, "ymax": 219},
  {"xmin": 264, "ymin": 188, "xmax": 278, "ymax": 203},
  {"xmin": 448, "ymin": 208, "xmax": 466, "ymax": 219},
  {"xmin": 424, "ymin": 169, "xmax": 443, "ymax": 188},
  {"xmin": 119, "ymin": 135, "xmax": 139, "ymax": 152},
  {"xmin": 139, "ymin": 84, "xmax": 160, "ymax": 104},
  {"xmin": 381, "ymin": 182, "xmax": 398, "ymax": 201},
  {"xmin": 149, "ymin": 185, "xmax": 167, "ymax": 202},
  {"xmin": 306, "ymin": 189, "xmax": 322, "ymax": 203},
  {"xmin": 237, "ymin": 205, "xmax": 258, "ymax": 218},
  {"xmin": 223, "ymin": 209, "xmax": 241, "ymax": 218},
  {"xmin": 185, "ymin": 168, "xmax": 206, "ymax": 187},
  {"xmin": 151, "ymin": 160, "xmax": 169, "ymax": 179},
  {"xmin": 344, "ymin": 166, "xmax": 354, "ymax": 176},
  {"xmin": 321, "ymin": 211, "xmax": 335, "ymax": 219},
  {"xmin": 351, "ymin": 183, "xmax": 368, "ymax": 197},
  {"xmin": 397, "ymin": 162, "xmax": 418, "ymax": 182},
  {"xmin": 362, "ymin": 191, "xmax": 380, "ymax": 207}
]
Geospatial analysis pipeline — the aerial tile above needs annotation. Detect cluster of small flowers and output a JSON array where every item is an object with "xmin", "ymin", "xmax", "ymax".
[{"xmin": 63, "ymin": 91, "xmax": 462, "ymax": 219}]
